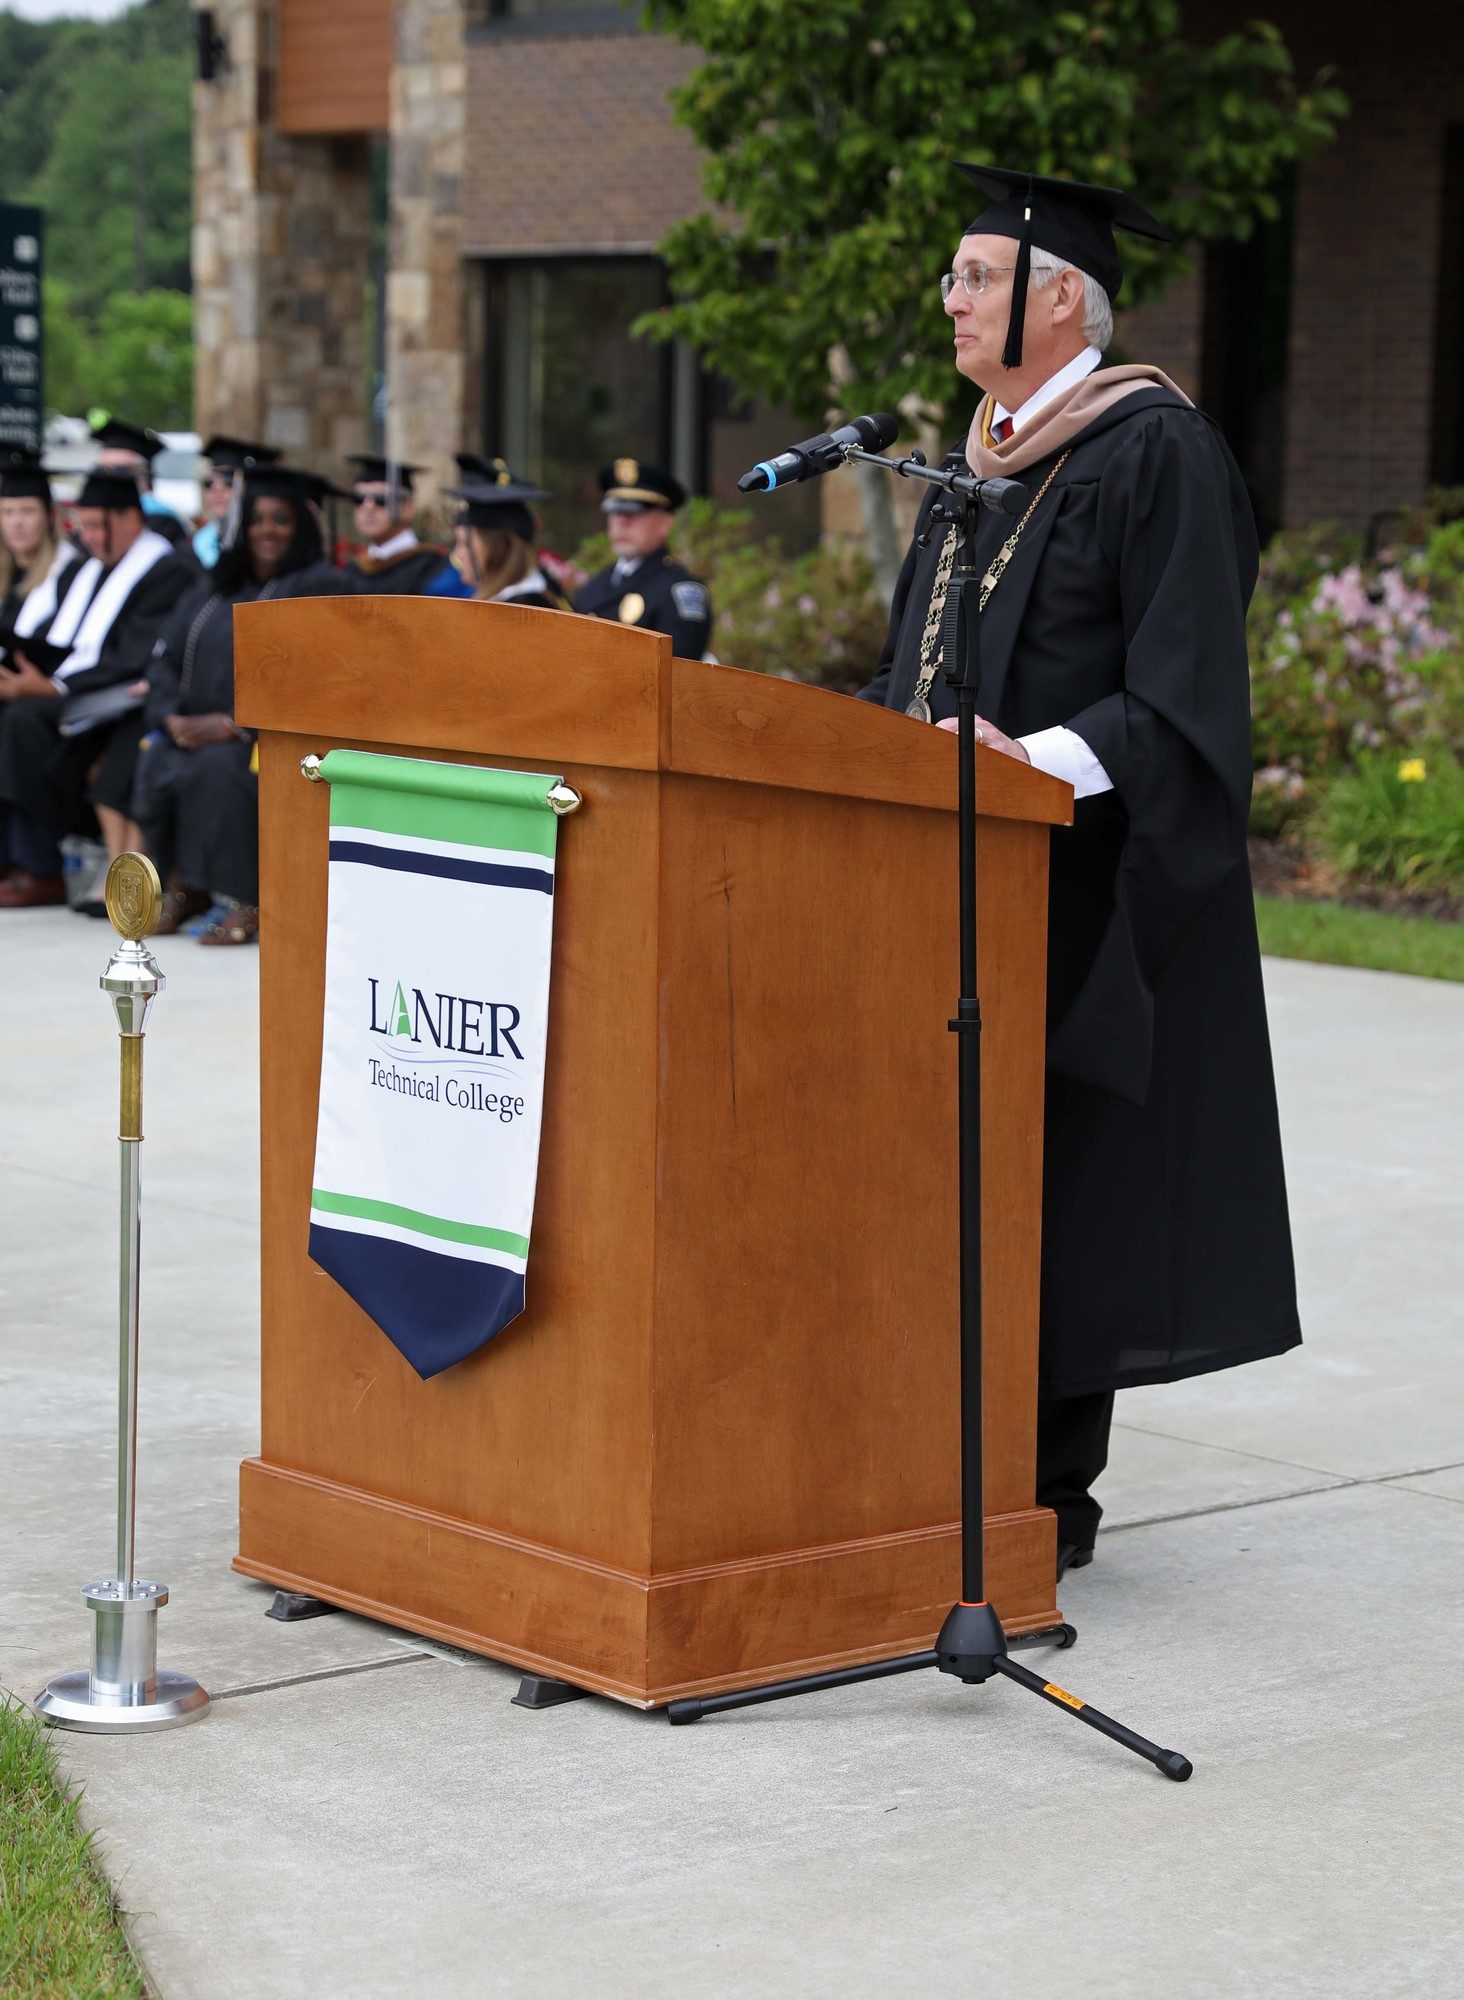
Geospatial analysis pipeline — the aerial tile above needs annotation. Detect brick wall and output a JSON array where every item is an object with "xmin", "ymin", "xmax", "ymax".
[
  {"xmin": 463, "ymin": 26, "xmax": 703, "ymax": 254},
  {"xmin": 1278, "ymin": 0, "xmax": 1462, "ymax": 527}
]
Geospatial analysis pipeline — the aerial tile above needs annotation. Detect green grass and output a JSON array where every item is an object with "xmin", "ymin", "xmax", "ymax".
[
  {"xmin": 1256, "ymin": 895, "xmax": 1464, "ymax": 982},
  {"xmin": 0, "ymin": 1698, "xmax": 146, "ymax": 1999}
]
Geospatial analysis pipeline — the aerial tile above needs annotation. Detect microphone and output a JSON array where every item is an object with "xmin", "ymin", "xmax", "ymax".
[
  {"xmin": 738, "ymin": 412, "xmax": 899, "ymax": 493},
  {"xmin": 981, "ymin": 478, "xmax": 1031, "ymax": 518}
]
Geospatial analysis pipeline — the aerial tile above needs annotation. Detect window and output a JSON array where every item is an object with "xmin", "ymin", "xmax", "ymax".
[
  {"xmin": 1200, "ymin": 173, "xmax": 1296, "ymax": 542},
  {"xmin": 1430, "ymin": 125, "xmax": 1464, "ymax": 487},
  {"xmin": 483, "ymin": 257, "xmax": 820, "ymax": 557}
]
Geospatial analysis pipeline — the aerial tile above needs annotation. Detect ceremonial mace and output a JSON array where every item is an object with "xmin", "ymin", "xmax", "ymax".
[
  {"xmin": 33, "ymin": 854, "xmax": 211, "ymax": 1733},
  {"xmin": 669, "ymin": 441, "xmax": 1191, "ymax": 1781}
]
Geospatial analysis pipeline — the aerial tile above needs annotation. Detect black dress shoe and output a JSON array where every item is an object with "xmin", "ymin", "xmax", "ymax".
[{"xmin": 1057, "ymin": 1542, "xmax": 1095, "ymax": 1581}]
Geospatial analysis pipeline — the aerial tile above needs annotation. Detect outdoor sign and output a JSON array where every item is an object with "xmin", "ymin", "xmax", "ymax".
[{"xmin": 0, "ymin": 203, "xmax": 43, "ymax": 454}]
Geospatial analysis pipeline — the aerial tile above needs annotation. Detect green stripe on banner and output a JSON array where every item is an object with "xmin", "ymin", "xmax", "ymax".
[
  {"xmin": 318, "ymin": 750, "xmax": 560, "ymax": 857},
  {"xmin": 311, "ymin": 1188, "xmax": 530, "ymax": 1259}
]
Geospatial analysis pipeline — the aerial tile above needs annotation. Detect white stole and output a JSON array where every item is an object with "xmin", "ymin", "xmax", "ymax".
[
  {"xmin": 12, "ymin": 544, "xmax": 81, "ymax": 641},
  {"xmin": 46, "ymin": 529, "xmax": 171, "ymax": 681}
]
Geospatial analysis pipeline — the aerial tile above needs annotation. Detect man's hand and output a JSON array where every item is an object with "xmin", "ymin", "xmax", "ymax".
[
  {"xmin": 0, "ymin": 656, "xmax": 62, "ymax": 702},
  {"xmin": 936, "ymin": 713, "xmax": 1030, "ymax": 762},
  {"xmin": 165, "ymin": 713, "xmax": 238, "ymax": 750}
]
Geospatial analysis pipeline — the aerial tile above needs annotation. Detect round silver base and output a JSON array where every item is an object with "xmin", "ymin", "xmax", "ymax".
[{"xmin": 33, "ymin": 1668, "xmax": 211, "ymax": 1734}]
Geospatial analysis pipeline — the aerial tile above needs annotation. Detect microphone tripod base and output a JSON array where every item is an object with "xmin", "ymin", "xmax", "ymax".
[{"xmin": 667, "ymin": 1601, "xmax": 1191, "ymax": 1782}]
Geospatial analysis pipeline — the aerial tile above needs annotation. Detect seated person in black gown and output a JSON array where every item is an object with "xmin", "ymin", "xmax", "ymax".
[
  {"xmin": 441, "ymin": 460, "xmax": 565, "ymax": 609},
  {"xmin": 342, "ymin": 456, "xmax": 454, "ymax": 595},
  {"xmin": 0, "ymin": 468, "xmax": 193, "ymax": 909},
  {"xmin": 0, "ymin": 447, "xmax": 85, "ymax": 661},
  {"xmin": 126, "ymin": 465, "xmax": 347, "ymax": 946}
]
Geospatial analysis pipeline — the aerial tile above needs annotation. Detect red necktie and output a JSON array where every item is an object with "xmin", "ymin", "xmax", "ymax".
[{"xmin": 992, "ymin": 416, "xmax": 1014, "ymax": 444}]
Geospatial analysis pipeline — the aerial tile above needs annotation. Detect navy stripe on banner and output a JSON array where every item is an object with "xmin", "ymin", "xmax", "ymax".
[
  {"xmin": 328, "ymin": 840, "xmax": 553, "ymax": 895},
  {"xmin": 309, "ymin": 1223, "xmax": 526, "ymax": 1378}
]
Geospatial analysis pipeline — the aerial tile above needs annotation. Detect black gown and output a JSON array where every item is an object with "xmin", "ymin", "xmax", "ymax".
[
  {"xmin": 0, "ymin": 547, "xmax": 85, "ymax": 659},
  {"xmin": 130, "ymin": 563, "xmax": 347, "ymax": 903},
  {"xmin": 573, "ymin": 548, "xmax": 712, "ymax": 659},
  {"xmin": 0, "ymin": 541, "xmax": 195, "ymax": 838},
  {"xmin": 860, "ymin": 387, "xmax": 1301, "ymax": 1398},
  {"xmin": 345, "ymin": 542, "xmax": 453, "ymax": 596}
]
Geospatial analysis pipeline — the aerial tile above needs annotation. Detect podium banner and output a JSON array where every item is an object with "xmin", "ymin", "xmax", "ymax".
[{"xmin": 307, "ymin": 750, "xmax": 568, "ymax": 1377}]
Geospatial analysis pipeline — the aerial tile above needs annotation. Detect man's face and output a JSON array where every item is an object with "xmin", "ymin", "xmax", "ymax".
[
  {"xmin": 943, "ymin": 234, "xmax": 1022, "ymax": 391},
  {"xmin": 606, "ymin": 507, "xmax": 673, "ymax": 561},
  {"xmin": 354, "ymin": 482, "xmax": 414, "ymax": 540},
  {"xmin": 75, "ymin": 506, "xmax": 144, "ymax": 561}
]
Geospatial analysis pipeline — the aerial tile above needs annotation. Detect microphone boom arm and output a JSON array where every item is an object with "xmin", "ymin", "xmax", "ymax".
[{"xmin": 842, "ymin": 444, "xmax": 1028, "ymax": 516}]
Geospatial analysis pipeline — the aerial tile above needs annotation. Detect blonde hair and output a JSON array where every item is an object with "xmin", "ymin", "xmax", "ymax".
[
  {"xmin": 467, "ymin": 527, "xmax": 535, "ymax": 601},
  {"xmin": 0, "ymin": 515, "xmax": 60, "ymax": 603}
]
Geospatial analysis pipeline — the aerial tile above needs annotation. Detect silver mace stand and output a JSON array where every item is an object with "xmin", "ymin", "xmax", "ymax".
[{"xmin": 34, "ymin": 854, "xmax": 210, "ymax": 1733}]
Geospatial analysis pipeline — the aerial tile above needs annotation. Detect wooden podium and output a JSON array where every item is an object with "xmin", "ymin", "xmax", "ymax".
[{"xmin": 233, "ymin": 595, "xmax": 1073, "ymax": 1705}]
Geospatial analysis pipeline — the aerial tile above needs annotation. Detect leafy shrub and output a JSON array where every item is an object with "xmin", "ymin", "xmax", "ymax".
[
  {"xmin": 571, "ymin": 500, "xmax": 886, "ymax": 691},
  {"xmin": 1246, "ymin": 522, "xmax": 1464, "ymax": 829},
  {"xmin": 1311, "ymin": 750, "xmax": 1464, "ymax": 893}
]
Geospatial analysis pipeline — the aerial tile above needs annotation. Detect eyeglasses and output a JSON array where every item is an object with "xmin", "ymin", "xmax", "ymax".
[
  {"xmin": 939, "ymin": 264, "xmax": 1016, "ymax": 301},
  {"xmin": 353, "ymin": 487, "xmax": 391, "ymax": 507}
]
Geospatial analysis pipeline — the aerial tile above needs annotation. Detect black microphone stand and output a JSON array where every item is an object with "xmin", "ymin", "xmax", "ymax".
[{"xmin": 667, "ymin": 447, "xmax": 1192, "ymax": 1782}]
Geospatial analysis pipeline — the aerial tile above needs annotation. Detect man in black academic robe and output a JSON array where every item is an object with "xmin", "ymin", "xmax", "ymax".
[
  {"xmin": 343, "ymin": 455, "xmax": 455, "ymax": 596},
  {"xmin": 859, "ymin": 167, "xmax": 1301, "ymax": 1578},
  {"xmin": 573, "ymin": 458, "xmax": 712, "ymax": 660},
  {"xmin": 0, "ymin": 469, "xmax": 193, "ymax": 907}
]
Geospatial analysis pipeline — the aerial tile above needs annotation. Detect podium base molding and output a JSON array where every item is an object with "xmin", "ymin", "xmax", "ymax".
[{"xmin": 235, "ymin": 1456, "xmax": 1061, "ymax": 1708}]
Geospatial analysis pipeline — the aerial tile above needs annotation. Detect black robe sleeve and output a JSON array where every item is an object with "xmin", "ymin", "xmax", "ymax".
[
  {"xmin": 61, "ymin": 554, "xmax": 196, "ymax": 699},
  {"xmin": 1047, "ymin": 409, "xmax": 1259, "ymax": 1103},
  {"xmin": 141, "ymin": 580, "xmax": 213, "ymax": 728}
]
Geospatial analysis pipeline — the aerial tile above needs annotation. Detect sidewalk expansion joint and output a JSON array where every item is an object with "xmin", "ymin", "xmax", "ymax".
[
  {"xmin": 1103, "ymin": 1458, "xmax": 1464, "ymax": 1537},
  {"xmin": 212, "ymin": 1651, "xmax": 438, "ymax": 1702}
]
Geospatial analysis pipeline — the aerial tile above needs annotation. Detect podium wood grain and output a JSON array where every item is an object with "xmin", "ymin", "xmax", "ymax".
[{"xmin": 234, "ymin": 597, "xmax": 1073, "ymax": 1703}]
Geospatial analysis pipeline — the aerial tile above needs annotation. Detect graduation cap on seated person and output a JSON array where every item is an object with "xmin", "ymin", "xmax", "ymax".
[
  {"xmin": 598, "ymin": 458, "xmax": 686, "ymax": 515},
  {"xmin": 219, "ymin": 462, "xmax": 345, "ymax": 551},
  {"xmin": 443, "ymin": 459, "xmax": 550, "ymax": 542},
  {"xmin": 75, "ymin": 468, "xmax": 147, "ymax": 511},
  {"xmin": 202, "ymin": 434, "xmax": 281, "ymax": 474},
  {"xmin": 89, "ymin": 414, "xmax": 165, "ymax": 462},
  {"xmin": 955, "ymin": 165, "xmax": 1173, "ymax": 370},
  {"xmin": 0, "ymin": 445, "xmax": 53, "ymax": 503},
  {"xmin": 347, "ymin": 454, "xmax": 426, "ymax": 514}
]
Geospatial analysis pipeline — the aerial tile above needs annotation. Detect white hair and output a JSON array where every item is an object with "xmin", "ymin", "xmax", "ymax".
[{"xmin": 1028, "ymin": 244, "xmax": 1113, "ymax": 353}]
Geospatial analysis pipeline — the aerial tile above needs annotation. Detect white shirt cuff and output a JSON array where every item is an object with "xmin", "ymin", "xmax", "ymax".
[{"xmin": 1016, "ymin": 725, "xmax": 1113, "ymax": 799}]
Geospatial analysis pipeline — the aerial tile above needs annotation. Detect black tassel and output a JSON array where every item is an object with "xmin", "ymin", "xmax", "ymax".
[{"xmin": 1001, "ymin": 192, "xmax": 1034, "ymax": 371}]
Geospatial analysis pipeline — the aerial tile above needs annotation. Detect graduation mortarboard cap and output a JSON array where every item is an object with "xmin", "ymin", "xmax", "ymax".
[
  {"xmin": 0, "ymin": 445, "xmax": 53, "ymax": 502},
  {"xmin": 348, "ymin": 454, "xmax": 425, "ymax": 494},
  {"xmin": 242, "ymin": 464, "xmax": 342, "ymax": 507},
  {"xmin": 598, "ymin": 457, "xmax": 686, "ymax": 515},
  {"xmin": 202, "ymin": 434, "xmax": 282, "ymax": 473},
  {"xmin": 956, "ymin": 165, "xmax": 1173, "ymax": 370},
  {"xmin": 88, "ymin": 414, "xmax": 165, "ymax": 462},
  {"xmin": 219, "ymin": 463, "xmax": 344, "ymax": 549},
  {"xmin": 76, "ymin": 468, "xmax": 146, "ymax": 511},
  {"xmin": 444, "ymin": 459, "xmax": 550, "ymax": 538}
]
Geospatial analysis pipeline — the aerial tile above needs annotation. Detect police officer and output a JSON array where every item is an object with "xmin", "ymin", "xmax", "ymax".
[{"xmin": 573, "ymin": 459, "xmax": 711, "ymax": 659}]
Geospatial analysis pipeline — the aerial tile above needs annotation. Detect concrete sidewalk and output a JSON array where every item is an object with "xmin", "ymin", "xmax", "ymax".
[{"xmin": 2, "ymin": 907, "xmax": 1461, "ymax": 1999}]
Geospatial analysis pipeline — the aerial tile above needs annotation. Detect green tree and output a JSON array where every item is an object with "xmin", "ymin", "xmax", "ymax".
[
  {"xmin": 643, "ymin": 0, "xmax": 1346, "ymax": 583},
  {"xmin": 0, "ymin": 0, "xmax": 192, "ymax": 317},
  {"xmin": 45, "ymin": 278, "xmax": 193, "ymax": 430}
]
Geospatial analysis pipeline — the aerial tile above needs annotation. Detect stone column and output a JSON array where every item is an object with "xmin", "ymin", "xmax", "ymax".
[
  {"xmin": 192, "ymin": 0, "xmax": 373, "ymax": 478},
  {"xmin": 386, "ymin": 0, "xmax": 471, "ymax": 503}
]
